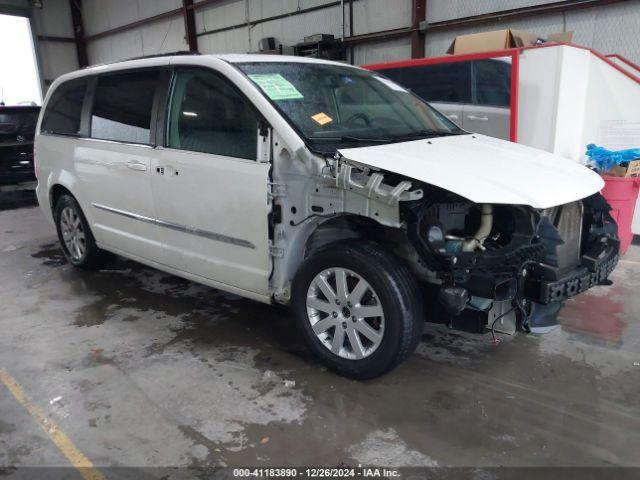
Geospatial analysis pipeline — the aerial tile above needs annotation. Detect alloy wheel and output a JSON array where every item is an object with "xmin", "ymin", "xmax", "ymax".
[
  {"xmin": 306, "ymin": 268, "xmax": 385, "ymax": 360},
  {"xmin": 59, "ymin": 206, "xmax": 86, "ymax": 261}
]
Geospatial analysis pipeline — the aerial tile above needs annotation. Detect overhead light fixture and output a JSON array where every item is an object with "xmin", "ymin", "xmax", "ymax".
[{"xmin": 182, "ymin": 111, "xmax": 198, "ymax": 117}]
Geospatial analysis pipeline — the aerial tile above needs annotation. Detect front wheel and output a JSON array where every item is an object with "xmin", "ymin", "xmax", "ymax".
[{"xmin": 292, "ymin": 241, "xmax": 424, "ymax": 379}]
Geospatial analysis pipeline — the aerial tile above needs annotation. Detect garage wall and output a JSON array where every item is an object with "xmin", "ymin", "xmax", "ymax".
[
  {"xmin": 80, "ymin": 0, "xmax": 414, "ymax": 65},
  {"xmin": 194, "ymin": 0, "xmax": 413, "ymax": 63},
  {"xmin": 83, "ymin": 0, "xmax": 187, "ymax": 63},
  {"xmin": 195, "ymin": 0, "xmax": 348, "ymax": 54},
  {"xmin": 27, "ymin": 0, "xmax": 640, "ymax": 81},
  {"xmin": 426, "ymin": 0, "xmax": 560, "ymax": 23},
  {"xmin": 424, "ymin": 1, "xmax": 640, "ymax": 63}
]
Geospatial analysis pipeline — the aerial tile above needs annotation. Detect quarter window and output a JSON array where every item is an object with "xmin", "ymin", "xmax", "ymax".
[
  {"xmin": 166, "ymin": 69, "xmax": 258, "ymax": 160},
  {"xmin": 41, "ymin": 78, "xmax": 87, "ymax": 136},
  {"xmin": 90, "ymin": 70, "xmax": 159, "ymax": 144}
]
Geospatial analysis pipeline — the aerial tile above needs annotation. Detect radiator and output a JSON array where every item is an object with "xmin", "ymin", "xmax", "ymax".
[{"xmin": 542, "ymin": 201, "xmax": 583, "ymax": 274}]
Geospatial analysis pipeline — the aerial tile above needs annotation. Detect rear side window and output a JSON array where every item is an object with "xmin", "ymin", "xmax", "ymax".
[
  {"xmin": 380, "ymin": 62, "xmax": 471, "ymax": 104},
  {"xmin": 41, "ymin": 78, "xmax": 87, "ymax": 136},
  {"xmin": 473, "ymin": 59, "xmax": 511, "ymax": 107},
  {"xmin": 166, "ymin": 69, "xmax": 258, "ymax": 160},
  {"xmin": 90, "ymin": 70, "xmax": 160, "ymax": 144}
]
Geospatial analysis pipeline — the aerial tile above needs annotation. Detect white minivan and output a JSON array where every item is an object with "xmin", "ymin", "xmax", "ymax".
[{"xmin": 35, "ymin": 53, "xmax": 619, "ymax": 378}]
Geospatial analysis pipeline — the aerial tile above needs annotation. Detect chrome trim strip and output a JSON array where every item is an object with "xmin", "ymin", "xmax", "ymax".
[
  {"xmin": 92, "ymin": 203, "xmax": 255, "ymax": 249},
  {"xmin": 77, "ymin": 137, "xmax": 155, "ymax": 149},
  {"xmin": 93, "ymin": 203, "xmax": 156, "ymax": 224}
]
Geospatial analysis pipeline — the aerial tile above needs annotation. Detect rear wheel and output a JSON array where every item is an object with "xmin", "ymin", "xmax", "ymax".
[
  {"xmin": 54, "ymin": 194, "xmax": 104, "ymax": 269},
  {"xmin": 292, "ymin": 241, "xmax": 423, "ymax": 379}
]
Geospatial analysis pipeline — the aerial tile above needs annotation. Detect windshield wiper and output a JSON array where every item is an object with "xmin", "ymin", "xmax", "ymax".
[
  {"xmin": 388, "ymin": 130, "xmax": 463, "ymax": 141},
  {"xmin": 308, "ymin": 135, "xmax": 392, "ymax": 144}
]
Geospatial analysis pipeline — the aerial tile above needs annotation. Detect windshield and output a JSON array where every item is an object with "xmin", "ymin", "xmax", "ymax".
[{"xmin": 236, "ymin": 62, "xmax": 464, "ymax": 153}]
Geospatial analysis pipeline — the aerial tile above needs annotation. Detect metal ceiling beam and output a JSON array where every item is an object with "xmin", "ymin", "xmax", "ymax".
[
  {"xmin": 83, "ymin": 0, "xmax": 225, "ymax": 43},
  {"xmin": 341, "ymin": 26, "xmax": 417, "ymax": 46},
  {"xmin": 37, "ymin": 35, "xmax": 76, "ymax": 43},
  {"xmin": 195, "ymin": 1, "xmax": 346, "ymax": 38},
  {"xmin": 420, "ymin": 0, "xmax": 634, "ymax": 32},
  {"xmin": 69, "ymin": 0, "xmax": 88, "ymax": 67},
  {"xmin": 84, "ymin": 7, "xmax": 183, "ymax": 42},
  {"xmin": 182, "ymin": 0, "xmax": 198, "ymax": 52},
  {"xmin": 410, "ymin": 0, "xmax": 426, "ymax": 58}
]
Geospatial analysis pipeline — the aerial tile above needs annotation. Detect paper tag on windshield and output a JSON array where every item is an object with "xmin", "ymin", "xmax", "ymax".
[
  {"xmin": 311, "ymin": 112, "xmax": 333, "ymax": 125},
  {"xmin": 375, "ymin": 76, "xmax": 408, "ymax": 92},
  {"xmin": 248, "ymin": 74, "xmax": 304, "ymax": 100}
]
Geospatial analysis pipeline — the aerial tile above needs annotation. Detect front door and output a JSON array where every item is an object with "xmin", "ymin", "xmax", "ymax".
[{"xmin": 151, "ymin": 67, "xmax": 271, "ymax": 295}]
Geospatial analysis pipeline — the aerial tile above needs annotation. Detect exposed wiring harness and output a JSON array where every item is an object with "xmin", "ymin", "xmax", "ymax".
[
  {"xmin": 490, "ymin": 260, "xmax": 539, "ymax": 343},
  {"xmin": 489, "ymin": 306, "xmax": 516, "ymax": 344}
]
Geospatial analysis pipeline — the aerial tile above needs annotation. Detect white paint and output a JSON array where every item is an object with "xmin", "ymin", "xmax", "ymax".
[
  {"xmin": 339, "ymin": 134, "xmax": 604, "ymax": 209},
  {"xmin": 517, "ymin": 44, "xmax": 640, "ymax": 232},
  {"xmin": 607, "ymin": 56, "xmax": 640, "ymax": 78}
]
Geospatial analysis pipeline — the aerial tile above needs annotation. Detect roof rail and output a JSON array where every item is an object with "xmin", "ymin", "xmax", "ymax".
[
  {"xmin": 127, "ymin": 50, "xmax": 200, "ymax": 61},
  {"xmin": 88, "ymin": 51, "xmax": 200, "ymax": 68}
]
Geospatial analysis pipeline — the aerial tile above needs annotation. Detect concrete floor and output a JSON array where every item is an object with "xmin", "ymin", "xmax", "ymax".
[{"xmin": 1, "ymin": 195, "xmax": 640, "ymax": 472}]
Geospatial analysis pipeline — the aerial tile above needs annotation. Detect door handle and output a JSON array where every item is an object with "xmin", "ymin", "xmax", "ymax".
[
  {"xmin": 446, "ymin": 114, "xmax": 459, "ymax": 120},
  {"xmin": 126, "ymin": 161, "xmax": 147, "ymax": 172},
  {"xmin": 466, "ymin": 115, "xmax": 489, "ymax": 121}
]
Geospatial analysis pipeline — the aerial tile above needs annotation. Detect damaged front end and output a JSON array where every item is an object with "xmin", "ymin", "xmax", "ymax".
[
  {"xmin": 404, "ymin": 188, "xmax": 620, "ymax": 334},
  {"xmin": 311, "ymin": 154, "xmax": 618, "ymax": 336}
]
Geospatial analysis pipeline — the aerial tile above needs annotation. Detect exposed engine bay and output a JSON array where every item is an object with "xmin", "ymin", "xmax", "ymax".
[
  {"xmin": 299, "ymin": 158, "xmax": 620, "ymax": 336},
  {"xmin": 401, "ymin": 184, "xmax": 620, "ymax": 334}
]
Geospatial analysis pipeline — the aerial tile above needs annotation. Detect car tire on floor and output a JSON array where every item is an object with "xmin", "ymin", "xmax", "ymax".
[
  {"xmin": 54, "ymin": 194, "xmax": 104, "ymax": 269},
  {"xmin": 292, "ymin": 241, "xmax": 424, "ymax": 379}
]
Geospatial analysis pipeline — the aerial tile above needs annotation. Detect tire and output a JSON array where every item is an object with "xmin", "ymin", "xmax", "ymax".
[
  {"xmin": 54, "ymin": 194, "xmax": 104, "ymax": 269},
  {"xmin": 292, "ymin": 241, "xmax": 424, "ymax": 379}
]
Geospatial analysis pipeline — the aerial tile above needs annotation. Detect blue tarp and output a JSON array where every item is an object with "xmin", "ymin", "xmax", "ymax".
[{"xmin": 585, "ymin": 144, "xmax": 640, "ymax": 173}]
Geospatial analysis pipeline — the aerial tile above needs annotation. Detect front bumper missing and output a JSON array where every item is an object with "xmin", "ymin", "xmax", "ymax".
[{"xmin": 526, "ymin": 238, "xmax": 619, "ymax": 304}]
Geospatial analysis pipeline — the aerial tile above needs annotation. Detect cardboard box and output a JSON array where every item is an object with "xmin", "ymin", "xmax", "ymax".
[
  {"xmin": 446, "ymin": 29, "xmax": 573, "ymax": 55},
  {"xmin": 606, "ymin": 159, "xmax": 640, "ymax": 177}
]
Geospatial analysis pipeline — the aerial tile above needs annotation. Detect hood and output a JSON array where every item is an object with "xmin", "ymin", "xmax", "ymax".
[{"xmin": 338, "ymin": 134, "xmax": 604, "ymax": 209}]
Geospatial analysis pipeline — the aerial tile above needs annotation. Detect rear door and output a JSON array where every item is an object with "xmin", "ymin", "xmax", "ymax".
[
  {"xmin": 76, "ymin": 69, "xmax": 164, "ymax": 261},
  {"xmin": 464, "ymin": 59, "xmax": 511, "ymax": 140},
  {"xmin": 151, "ymin": 67, "xmax": 271, "ymax": 295},
  {"xmin": 380, "ymin": 62, "xmax": 471, "ymax": 127}
]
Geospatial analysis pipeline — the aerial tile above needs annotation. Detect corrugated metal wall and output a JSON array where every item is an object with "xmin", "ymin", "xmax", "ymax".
[
  {"xmin": 28, "ymin": 0, "xmax": 640, "ymax": 81},
  {"xmin": 424, "ymin": 1, "xmax": 640, "ymax": 62},
  {"xmin": 195, "ymin": 0, "xmax": 348, "ymax": 54},
  {"xmin": 83, "ymin": 0, "xmax": 187, "ymax": 63}
]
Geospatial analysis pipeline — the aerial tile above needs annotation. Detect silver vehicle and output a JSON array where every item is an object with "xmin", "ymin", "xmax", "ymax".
[{"xmin": 370, "ymin": 58, "xmax": 512, "ymax": 140}]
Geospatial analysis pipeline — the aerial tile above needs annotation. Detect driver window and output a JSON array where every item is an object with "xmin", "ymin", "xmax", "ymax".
[{"xmin": 167, "ymin": 69, "xmax": 259, "ymax": 160}]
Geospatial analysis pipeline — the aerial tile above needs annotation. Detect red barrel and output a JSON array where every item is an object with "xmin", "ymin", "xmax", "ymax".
[{"xmin": 600, "ymin": 175, "xmax": 640, "ymax": 255}]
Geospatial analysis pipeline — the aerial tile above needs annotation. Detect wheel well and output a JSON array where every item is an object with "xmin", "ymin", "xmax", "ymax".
[
  {"xmin": 304, "ymin": 214, "xmax": 407, "ymax": 258},
  {"xmin": 50, "ymin": 184, "xmax": 73, "ymax": 212},
  {"xmin": 302, "ymin": 214, "xmax": 428, "ymax": 282}
]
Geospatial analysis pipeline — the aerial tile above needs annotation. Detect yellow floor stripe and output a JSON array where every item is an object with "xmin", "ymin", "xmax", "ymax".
[{"xmin": 0, "ymin": 368, "xmax": 104, "ymax": 480}]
